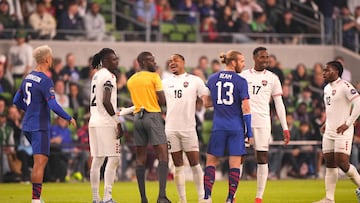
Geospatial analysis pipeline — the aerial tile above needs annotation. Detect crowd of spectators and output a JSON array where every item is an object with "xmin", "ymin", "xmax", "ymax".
[{"xmin": 1, "ymin": 0, "xmax": 360, "ymax": 50}]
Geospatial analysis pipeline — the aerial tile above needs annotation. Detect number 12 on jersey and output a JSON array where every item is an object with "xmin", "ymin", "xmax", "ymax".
[{"xmin": 216, "ymin": 81, "xmax": 234, "ymax": 105}]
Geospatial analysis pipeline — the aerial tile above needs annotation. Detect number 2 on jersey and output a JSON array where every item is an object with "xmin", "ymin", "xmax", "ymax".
[
  {"xmin": 216, "ymin": 81, "xmax": 234, "ymax": 105},
  {"xmin": 91, "ymin": 85, "xmax": 96, "ymax": 106}
]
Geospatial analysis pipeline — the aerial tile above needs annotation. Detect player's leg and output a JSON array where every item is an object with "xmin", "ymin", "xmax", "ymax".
[
  {"xmin": 147, "ymin": 112, "xmax": 170, "ymax": 202},
  {"xmin": 183, "ymin": 130, "xmax": 204, "ymax": 202},
  {"xmin": 103, "ymin": 156, "xmax": 120, "ymax": 202},
  {"xmin": 253, "ymin": 128, "xmax": 271, "ymax": 202},
  {"xmin": 27, "ymin": 131, "xmax": 49, "ymax": 203},
  {"xmin": 167, "ymin": 130, "xmax": 186, "ymax": 202}
]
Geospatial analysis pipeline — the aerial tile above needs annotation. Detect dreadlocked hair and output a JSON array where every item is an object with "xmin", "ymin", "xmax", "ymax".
[{"xmin": 92, "ymin": 48, "xmax": 115, "ymax": 69}]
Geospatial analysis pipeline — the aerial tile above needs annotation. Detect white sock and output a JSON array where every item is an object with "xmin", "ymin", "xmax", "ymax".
[
  {"xmin": 90, "ymin": 157, "xmax": 105, "ymax": 202},
  {"xmin": 256, "ymin": 163, "xmax": 268, "ymax": 199},
  {"xmin": 191, "ymin": 164, "xmax": 205, "ymax": 201},
  {"xmin": 240, "ymin": 164, "xmax": 244, "ymax": 179},
  {"xmin": 325, "ymin": 168, "xmax": 338, "ymax": 201},
  {"xmin": 346, "ymin": 164, "xmax": 360, "ymax": 187},
  {"xmin": 103, "ymin": 157, "xmax": 120, "ymax": 201},
  {"xmin": 32, "ymin": 200, "xmax": 41, "ymax": 203},
  {"xmin": 175, "ymin": 166, "xmax": 186, "ymax": 201}
]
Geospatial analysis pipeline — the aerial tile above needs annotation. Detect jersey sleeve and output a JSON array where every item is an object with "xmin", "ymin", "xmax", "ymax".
[
  {"xmin": 343, "ymin": 81, "xmax": 360, "ymax": 101},
  {"xmin": 239, "ymin": 77, "xmax": 250, "ymax": 100},
  {"xmin": 154, "ymin": 74, "xmax": 163, "ymax": 91},
  {"xmin": 272, "ymin": 75, "xmax": 283, "ymax": 96},
  {"xmin": 196, "ymin": 77, "xmax": 210, "ymax": 97},
  {"xmin": 41, "ymin": 78, "xmax": 56, "ymax": 101}
]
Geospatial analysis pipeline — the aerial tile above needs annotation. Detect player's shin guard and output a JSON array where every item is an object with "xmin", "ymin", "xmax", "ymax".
[
  {"xmin": 103, "ymin": 157, "xmax": 119, "ymax": 201},
  {"xmin": 158, "ymin": 161, "xmax": 169, "ymax": 198},
  {"xmin": 191, "ymin": 164, "xmax": 205, "ymax": 201},
  {"xmin": 204, "ymin": 166, "xmax": 216, "ymax": 199},
  {"xmin": 346, "ymin": 164, "xmax": 360, "ymax": 187},
  {"xmin": 228, "ymin": 168, "xmax": 240, "ymax": 201},
  {"xmin": 256, "ymin": 163, "xmax": 268, "ymax": 199},
  {"xmin": 32, "ymin": 183, "xmax": 42, "ymax": 200},
  {"xmin": 325, "ymin": 168, "xmax": 338, "ymax": 201},
  {"xmin": 136, "ymin": 165, "xmax": 147, "ymax": 200}
]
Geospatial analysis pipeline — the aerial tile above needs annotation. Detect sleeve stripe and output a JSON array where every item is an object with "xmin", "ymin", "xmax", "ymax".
[{"xmin": 272, "ymin": 93, "xmax": 282, "ymax": 97}]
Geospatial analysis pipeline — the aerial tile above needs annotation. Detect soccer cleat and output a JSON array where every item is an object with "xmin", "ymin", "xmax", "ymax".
[
  {"xmin": 356, "ymin": 188, "xmax": 360, "ymax": 202},
  {"xmin": 312, "ymin": 198, "xmax": 335, "ymax": 203},
  {"xmin": 157, "ymin": 197, "xmax": 172, "ymax": 203},
  {"xmin": 92, "ymin": 201, "xmax": 103, "ymax": 203},
  {"xmin": 255, "ymin": 198, "xmax": 262, "ymax": 203},
  {"xmin": 225, "ymin": 198, "xmax": 234, "ymax": 203},
  {"xmin": 103, "ymin": 199, "xmax": 116, "ymax": 203},
  {"xmin": 199, "ymin": 198, "xmax": 212, "ymax": 203}
]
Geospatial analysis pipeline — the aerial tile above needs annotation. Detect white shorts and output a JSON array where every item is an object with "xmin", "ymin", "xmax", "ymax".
[
  {"xmin": 322, "ymin": 136, "xmax": 353, "ymax": 155},
  {"xmin": 89, "ymin": 126, "xmax": 121, "ymax": 157},
  {"xmin": 166, "ymin": 130, "xmax": 199, "ymax": 153},
  {"xmin": 253, "ymin": 127, "xmax": 271, "ymax": 151}
]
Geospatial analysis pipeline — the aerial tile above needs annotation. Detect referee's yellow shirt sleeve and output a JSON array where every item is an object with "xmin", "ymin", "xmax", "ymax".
[{"xmin": 154, "ymin": 74, "xmax": 163, "ymax": 91}]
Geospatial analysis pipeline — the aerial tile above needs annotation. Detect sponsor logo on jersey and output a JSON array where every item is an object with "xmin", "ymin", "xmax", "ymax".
[
  {"xmin": 183, "ymin": 81, "xmax": 189, "ymax": 88},
  {"xmin": 332, "ymin": 89, "xmax": 336, "ymax": 96},
  {"xmin": 351, "ymin": 89, "xmax": 357, "ymax": 94},
  {"xmin": 262, "ymin": 80, "xmax": 268, "ymax": 86}
]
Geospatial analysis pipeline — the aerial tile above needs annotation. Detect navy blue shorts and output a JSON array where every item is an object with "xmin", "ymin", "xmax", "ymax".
[
  {"xmin": 24, "ymin": 130, "xmax": 50, "ymax": 156},
  {"xmin": 207, "ymin": 130, "xmax": 246, "ymax": 157}
]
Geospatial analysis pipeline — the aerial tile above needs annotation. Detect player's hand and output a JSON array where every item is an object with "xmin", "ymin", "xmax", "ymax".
[
  {"xmin": 336, "ymin": 123, "xmax": 349, "ymax": 135},
  {"xmin": 248, "ymin": 137, "xmax": 254, "ymax": 146},
  {"xmin": 283, "ymin": 130, "xmax": 290, "ymax": 145},
  {"xmin": 69, "ymin": 118, "xmax": 77, "ymax": 128},
  {"xmin": 320, "ymin": 124, "xmax": 326, "ymax": 134},
  {"xmin": 116, "ymin": 123, "xmax": 124, "ymax": 139}
]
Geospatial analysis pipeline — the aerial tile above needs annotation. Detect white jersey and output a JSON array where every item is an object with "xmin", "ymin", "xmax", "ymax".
[
  {"xmin": 89, "ymin": 68, "xmax": 117, "ymax": 127},
  {"xmin": 163, "ymin": 73, "xmax": 209, "ymax": 131},
  {"xmin": 323, "ymin": 78, "xmax": 359, "ymax": 139},
  {"xmin": 240, "ymin": 68, "xmax": 282, "ymax": 127}
]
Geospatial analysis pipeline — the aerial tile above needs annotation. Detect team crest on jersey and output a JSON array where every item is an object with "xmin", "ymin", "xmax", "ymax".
[
  {"xmin": 262, "ymin": 80, "xmax": 268, "ymax": 86},
  {"xmin": 332, "ymin": 90, "xmax": 336, "ymax": 96},
  {"xmin": 183, "ymin": 81, "xmax": 189, "ymax": 88},
  {"xmin": 351, "ymin": 89, "xmax": 357, "ymax": 94},
  {"xmin": 49, "ymin": 87, "xmax": 55, "ymax": 94}
]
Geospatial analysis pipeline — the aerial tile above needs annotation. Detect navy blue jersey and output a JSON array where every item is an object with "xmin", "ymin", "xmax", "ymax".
[
  {"xmin": 17, "ymin": 71, "xmax": 56, "ymax": 131},
  {"xmin": 207, "ymin": 71, "xmax": 249, "ymax": 131}
]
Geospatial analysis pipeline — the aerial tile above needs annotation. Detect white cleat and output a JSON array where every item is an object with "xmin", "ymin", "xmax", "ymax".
[
  {"xmin": 199, "ymin": 198, "xmax": 212, "ymax": 203},
  {"xmin": 312, "ymin": 197, "xmax": 335, "ymax": 203},
  {"xmin": 356, "ymin": 188, "xmax": 360, "ymax": 203}
]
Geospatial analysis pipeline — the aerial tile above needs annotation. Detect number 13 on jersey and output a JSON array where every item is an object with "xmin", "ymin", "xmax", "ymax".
[{"xmin": 216, "ymin": 81, "xmax": 234, "ymax": 105}]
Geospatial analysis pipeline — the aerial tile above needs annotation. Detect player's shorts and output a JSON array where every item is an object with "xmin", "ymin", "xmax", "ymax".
[
  {"xmin": 89, "ymin": 126, "xmax": 121, "ymax": 157},
  {"xmin": 134, "ymin": 112, "xmax": 167, "ymax": 146},
  {"xmin": 207, "ymin": 130, "xmax": 246, "ymax": 157},
  {"xmin": 24, "ymin": 130, "xmax": 50, "ymax": 156},
  {"xmin": 322, "ymin": 135, "xmax": 353, "ymax": 155},
  {"xmin": 166, "ymin": 130, "xmax": 199, "ymax": 153},
  {"xmin": 253, "ymin": 127, "xmax": 271, "ymax": 151}
]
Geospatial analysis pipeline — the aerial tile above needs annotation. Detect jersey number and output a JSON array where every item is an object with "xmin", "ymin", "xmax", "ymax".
[
  {"xmin": 252, "ymin": 85, "xmax": 261, "ymax": 95},
  {"xmin": 91, "ymin": 85, "xmax": 96, "ymax": 106},
  {"xmin": 216, "ymin": 81, "xmax": 234, "ymax": 105},
  {"xmin": 24, "ymin": 82, "xmax": 32, "ymax": 106},
  {"xmin": 174, "ymin": 89, "xmax": 182, "ymax": 98}
]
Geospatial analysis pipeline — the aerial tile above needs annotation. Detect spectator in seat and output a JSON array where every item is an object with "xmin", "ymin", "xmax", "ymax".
[
  {"xmin": 0, "ymin": 0, "xmax": 20, "ymax": 39},
  {"xmin": 57, "ymin": 1, "xmax": 84, "ymax": 40},
  {"xmin": 84, "ymin": 2, "xmax": 113, "ymax": 42},
  {"xmin": 275, "ymin": 10, "xmax": 304, "ymax": 44},
  {"xmin": 28, "ymin": 1, "xmax": 56, "ymax": 39}
]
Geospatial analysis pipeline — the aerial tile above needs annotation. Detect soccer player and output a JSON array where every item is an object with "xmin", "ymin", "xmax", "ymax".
[
  {"xmin": 162, "ymin": 54, "xmax": 208, "ymax": 203},
  {"xmin": 240, "ymin": 47, "xmax": 290, "ymax": 203},
  {"xmin": 201, "ymin": 50, "xmax": 253, "ymax": 203},
  {"xmin": 13, "ymin": 45, "xmax": 76, "ymax": 203},
  {"xmin": 127, "ymin": 51, "xmax": 171, "ymax": 203},
  {"xmin": 88, "ymin": 48, "xmax": 123, "ymax": 203},
  {"xmin": 313, "ymin": 61, "xmax": 360, "ymax": 203}
]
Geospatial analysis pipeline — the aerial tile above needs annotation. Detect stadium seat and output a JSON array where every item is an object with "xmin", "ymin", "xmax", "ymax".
[
  {"xmin": 169, "ymin": 32, "xmax": 185, "ymax": 42},
  {"xmin": 202, "ymin": 120, "xmax": 213, "ymax": 144},
  {"xmin": 14, "ymin": 78, "xmax": 22, "ymax": 90},
  {"xmin": 161, "ymin": 23, "xmax": 176, "ymax": 41}
]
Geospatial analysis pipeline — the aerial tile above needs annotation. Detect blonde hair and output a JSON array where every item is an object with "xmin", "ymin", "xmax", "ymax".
[
  {"xmin": 33, "ymin": 45, "xmax": 53, "ymax": 64},
  {"xmin": 219, "ymin": 50, "xmax": 242, "ymax": 65}
]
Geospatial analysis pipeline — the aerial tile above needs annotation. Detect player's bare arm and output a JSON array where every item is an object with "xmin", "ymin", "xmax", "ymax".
[
  {"xmin": 273, "ymin": 95, "xmax": 290, "ymax": 145},
  {"xmin": 156, "ymin": 90, "xmax": 167, "ymax": 107},
  {"xmin": 202, "ymin": 95, "xmax": 213, "ymax": 108},
  {"xmin": 242, "ymin": 99, "xmax": 254, "ymax": 145}
]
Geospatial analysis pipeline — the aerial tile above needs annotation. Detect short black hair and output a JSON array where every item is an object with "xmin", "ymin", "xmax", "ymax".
[
  {"xmin": 326, "ymin": 60, "xmax": 343, "ymax": 77},
  {"xmin": 137, "ymin": 51, "xmax": 152, "ymax": 65},
  {"xmin": 253, "ymin": 47, "xmax": 267, "ymax": 56}
]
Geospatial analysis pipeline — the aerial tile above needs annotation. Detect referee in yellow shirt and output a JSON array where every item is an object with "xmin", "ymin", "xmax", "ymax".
[{"xmin": 127, "ymin": 51, "xmax": 171, "ymax": 203}]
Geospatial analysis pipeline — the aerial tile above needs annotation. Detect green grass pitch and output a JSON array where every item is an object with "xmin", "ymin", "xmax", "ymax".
[{"xmin": 0, "ymin": 179, "xmax": 356, "ymax": 203}]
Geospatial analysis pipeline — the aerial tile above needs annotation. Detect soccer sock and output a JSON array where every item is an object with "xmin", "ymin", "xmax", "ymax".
[
  {"xmin": 158, "ymin": 161, "xmax": 169, "ymax": 198},
  {"xmin": 32, "ymin": 183, "xmax": 42, "ymax": 200},
  {"xmin": 345, "ymin": 164, "xmax": 360, "ymax": 187},
  {"xmin": 227, "ymin": 168, "xmax": 240, "ymax": 201},
  {"xmin": 90, "ymin": 156, "xmax": 105, "ymax": 202},
  {"xmin": 239, "ymin": 163, "xmax": 244, "ymax": 179},
  {"xmin": 325, "ymin": 167, "xmax": 338, "ymax": 201},
  {"xmin": 204, "ymin": 166, "xmax": 216, "ymax": 199},
  {"xmin": 175, "ymin": 166, "xmax": 186, "ymax": 201},
  {"xmin": 103, "ymin": 157, "xmax": 120, "ymax": 201},
  {"xmin": 136, "ymin": 165, "xmax": 147, "ymax": 201},
  {"xmin": 256, "ymin": 163, "xmax": 268, "ymax": 199},
  {"xmin": 191, "ymin": 164, "xmax": 205, "ymax": 201}
]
